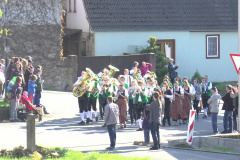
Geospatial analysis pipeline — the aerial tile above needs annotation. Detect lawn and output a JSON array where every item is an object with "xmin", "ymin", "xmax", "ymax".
[
  {"xmin": 0, "ymin": 99, "xmax": 9, "ymax": 108},
  {"xmin": 0, "ymin": 147, "xmax": 153, "ymax": 160}
]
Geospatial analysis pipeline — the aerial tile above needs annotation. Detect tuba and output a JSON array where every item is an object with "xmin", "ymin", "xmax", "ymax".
[
  {"xmin": 108, "ymin": 65, "xmax": 119, "ymax": 78},
  {"xmin": 73, "ymin": 68, "xmax": 94, "ymax": 97}
]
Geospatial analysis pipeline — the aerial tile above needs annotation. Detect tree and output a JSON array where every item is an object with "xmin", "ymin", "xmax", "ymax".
[
  {"xmin": 140, "ymin": 37, "xmax": 168, "ymax": 84},
  {"xmin": 0, "ymin": 0, "xmax": 11, "ymax": 38}
]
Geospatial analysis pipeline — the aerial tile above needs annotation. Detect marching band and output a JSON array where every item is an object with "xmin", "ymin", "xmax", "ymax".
[{"xmin": 73, "ymin": 62, "xmax": 199, "ymax": 129}]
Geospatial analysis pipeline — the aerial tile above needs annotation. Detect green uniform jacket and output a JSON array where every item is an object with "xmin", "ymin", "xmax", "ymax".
[{"xmin": 35, "ymin": 75, "xmax": 43, "ymax": 92}]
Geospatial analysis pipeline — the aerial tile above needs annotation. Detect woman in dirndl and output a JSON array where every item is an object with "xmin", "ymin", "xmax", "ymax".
[
  {"xmin": 170, "ymin": 81, "xmax": 187, "ymax": 125},
  {"xmin": 117, "ymin": 82, "xmax": 128, "ymax": 129}
]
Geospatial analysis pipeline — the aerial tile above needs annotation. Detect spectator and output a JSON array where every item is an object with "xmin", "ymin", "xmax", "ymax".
[
  {"xmin": 0, "ymin": 59, "xmax": 5, "ymax": 72},
  {"xmin": 28, "ymin": 75, "xmax": 37, "ymax": 103},
  {"xmin": 230, "ymin": 83, "xmax": 238, "ymax": 132},
  {"xmin": 9, "ymin": 76, "xmax": 22, "ymax": 122},
  {"xmin": 207, "ymin": 87, "xmax": 221, "ymax": 134},
  {"xmin": 35, "ymin": 69, "xmax": 44, "ymax": 107},
  {"xmin": 221, "ymin": 85, "xmax": 234, "ymax": 134},
  {"xmin": 147, "ymin": 92, "xmax": 162, "ymax": 150},
  {"xmin": 104, "ymin": 96, "xmax": 119, "ymax": 150},
  {"xmin": 0, "ymin": 63, "xmax": 5, "ymax": 98},
  {"xmin": 139, "ymin": 61, "xmax": 152, "ymax": 77}
]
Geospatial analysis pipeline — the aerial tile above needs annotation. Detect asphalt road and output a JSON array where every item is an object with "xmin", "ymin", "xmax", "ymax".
[{"xmin": 0, "ymin": 91, "xmax": 239, "ymax": 160}]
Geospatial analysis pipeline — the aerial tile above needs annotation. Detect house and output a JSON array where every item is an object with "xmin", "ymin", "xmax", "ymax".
[
  {"xmin": 63, "ymin": 0, "xmax": 95, "ymax": 57},
  {"xmin": 83, "ymin": 0, "xmax": 238, "ymax": 82}
]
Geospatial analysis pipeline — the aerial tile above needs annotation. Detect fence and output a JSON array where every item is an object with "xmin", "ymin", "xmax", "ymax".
[{"xmin": 77, "ymin": 53, "xmax": 156, "ymax": 77}]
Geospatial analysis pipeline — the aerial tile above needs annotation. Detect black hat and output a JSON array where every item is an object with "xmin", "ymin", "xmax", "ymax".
[{"xmin": 28, "ymin": 60, "xmax": 32, "ymax": 63}]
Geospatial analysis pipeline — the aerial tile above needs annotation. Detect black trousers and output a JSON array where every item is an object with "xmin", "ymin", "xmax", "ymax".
[
  {"xmin": 88, "ymin": 95, "xmax": 97, "ymax": 111},
  {"xmin": 78, "ymin": 95, "xmax": 88, "ymax": 113},
  {"xmin": 129, "ymin": 99, "xmax": 136, "ymax": 123},
  {"xmin": 202, "ymin": 95, "xmax": 210, "ymax": 109},
  {"xmin": 193, "ymin": 99, "xmax": 199, "ymax": 116},
  {"xmin": 163, "ymin": 103, "xmax": 171, "ymax": 126},
  {"xmin": 136, "ymin": 102, "xmax": 145, "ymax": 119},
  {"xmin": 100, "ymin": 97, "xmax": 107, "ymax": 119},
  {"xmin": 233, "ymin": 109, "xmax": 238, "ymax": 131}
]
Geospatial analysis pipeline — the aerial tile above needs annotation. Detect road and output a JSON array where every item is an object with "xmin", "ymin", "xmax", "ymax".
[{"xmin": 0, "ymin": 91, "xmax": 239, "ymax": 160}]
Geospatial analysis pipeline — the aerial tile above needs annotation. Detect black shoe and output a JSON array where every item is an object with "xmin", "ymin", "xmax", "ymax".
[
  {"xmin": 78, "ymin": 121, "xmax": 85, "ymax": 125},
  {"xmin": 44, "ymin": 112, "xmax": 49, "ymax": 115},
  {"xmin": 106, "ymin": 147, "xmax": 114, "ymax": 150},
  {"xmin": 89, "ymin": 119, "xmax": 93, "ymax": 122},
  {"xmin": 221, "ymin": 131, "xmax": 228, "ymax": 134},
  {"xmin": 95, "ymin": 117, "xmax": 98, "ymax": 122},
  {"xmin": 158, "ymin": 144, "xmax": 161, "ymax": 149},
  {"xmin": 136, "ymin": 128, "xmax": 143, "ymax": 131},
  {"xmin": 102, "ymin": 123, "xmax": 107, "ymax": 127},
  {"xmin": 202, "ymin": 115, "xmax": 207, "ymax": 118},
  {"xmin": 86, "ymin": 118, "xmax": 90, "ymax": 124},
  {"xmin": 150, "ymin": 146, "xmax": 159, "ymax": 150}
]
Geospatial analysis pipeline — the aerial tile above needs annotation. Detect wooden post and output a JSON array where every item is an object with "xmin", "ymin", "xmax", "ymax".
[{"xmin": 27, "ymin": 114, "xmax": 35, "ymax": 153}]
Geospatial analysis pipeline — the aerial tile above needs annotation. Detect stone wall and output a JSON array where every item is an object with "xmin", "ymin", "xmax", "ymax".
[{"xmin": 0, "ymin": 0, "xmax": 77, "ymax": 91}]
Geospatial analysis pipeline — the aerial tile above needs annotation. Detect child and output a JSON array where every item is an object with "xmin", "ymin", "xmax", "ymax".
[
  {"xmin": 20, "ymin": 91, "xmax": 43, "ymax": 121},
  {"xmin": 9, "ymin": 76, "xmax": 22, "ymax": 122},
  {"xmin": 28, "ymin": 75, "xmax": 37, "ymax": 103},
  {"xmin": 142, "ymin": 104, "xmax": 151, "ymax": 145},
  {"xmin": 35, "ymin": 69, "xmax": 44, "ymax": 107}
]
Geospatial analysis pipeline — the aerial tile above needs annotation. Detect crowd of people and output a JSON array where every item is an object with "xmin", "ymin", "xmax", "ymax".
[
  {"xmin": 0, "ymin": 56, "xmax": 48, "ymax": 122},
  {"xmin": 73, "ymin": 59, "xmax": 239, "ymax": 150}
]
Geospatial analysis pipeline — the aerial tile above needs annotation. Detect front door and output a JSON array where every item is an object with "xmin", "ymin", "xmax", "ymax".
[{"xmin": 156, "ymin": 39, "xmax": 175, "ymax": 62}]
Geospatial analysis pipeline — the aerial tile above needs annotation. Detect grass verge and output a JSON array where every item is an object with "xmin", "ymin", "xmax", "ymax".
[
  {"xmin": 0, "ymin": 147, "xmax": 153, "ymax": 160},
  {"xmin": 199, "ymin": 146, "xmax": 238, "ymax": 154}
]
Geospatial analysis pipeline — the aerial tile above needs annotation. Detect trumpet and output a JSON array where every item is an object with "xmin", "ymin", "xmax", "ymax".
[{"xmin": 135, "ymin": 86, "xmax": 141, "ymax": 94}]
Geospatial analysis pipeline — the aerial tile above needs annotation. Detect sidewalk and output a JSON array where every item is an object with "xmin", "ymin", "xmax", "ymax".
[{"xmin": 0, "ymin": 91, "xmax": 239, "ymax": 160}]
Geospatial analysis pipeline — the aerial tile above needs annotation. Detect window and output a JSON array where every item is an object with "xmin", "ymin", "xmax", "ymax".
[
  {"xmin": 206, "ymin": 35, "xmax": 220, "ymax": 59},
  {"xmin": 68, "ymin": 0, "xmax": 76, "ymax": 13},
  {"xmin": 69, "ymin": 0, "xmax": 71, "ymax": 12},
  {"xmin": 74, "ymin": 0, "xmax": 77, "ymax": 13}
]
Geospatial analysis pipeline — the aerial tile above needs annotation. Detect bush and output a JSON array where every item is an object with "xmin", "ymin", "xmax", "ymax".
[
  {"xmin": 191, "ymin": 70, "xmax": 202, "ymax": 84},
  {"xmin": 12, "ymin": 146, "xmax": 25, "ymax": 158},
  {"xmin": 140, "ymin": 37, "xmax": 168, "ymax": 84}
]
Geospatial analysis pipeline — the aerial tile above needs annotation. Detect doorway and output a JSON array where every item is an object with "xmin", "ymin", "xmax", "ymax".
[{"xmin": 156, "ymin": 39, "xmax": 175, "ymax": 62}]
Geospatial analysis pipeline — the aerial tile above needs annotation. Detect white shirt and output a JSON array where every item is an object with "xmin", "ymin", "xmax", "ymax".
[
  {"xmin": 73, "ymin": 76, "xmax": 83, "ymax": 85},
  {"xmin": 123, "ymin": 75, "xmax": 132, "ymax": 87},
  {"xmin": 0, "ymin": 71, "xmax": 5, "ymax": 83}
]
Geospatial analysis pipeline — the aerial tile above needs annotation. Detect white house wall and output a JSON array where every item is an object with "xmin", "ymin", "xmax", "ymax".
[
  {"xmin": 95, "ymin": 31, "xmax": 238, "ymax": 82},
  {"xmin": 65, "ymin": 0, "xmax": 90, "ymax": 32}
]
